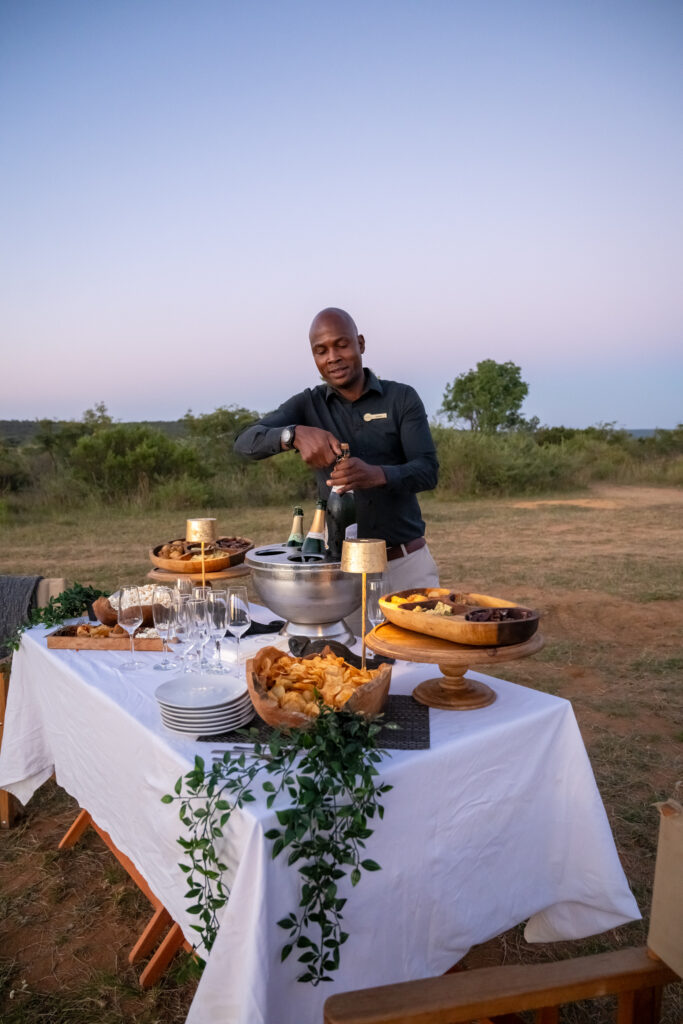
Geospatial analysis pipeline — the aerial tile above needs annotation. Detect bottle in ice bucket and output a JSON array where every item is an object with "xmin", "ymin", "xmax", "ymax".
[
  {"xmin": 286, "ymin": 506, "xmax": 305, "ymax": 548},
  {"xmin": 301, "ymin": 499, "xmax": 327, "ymax": 560},
  {"xmin": 326, "ymin": 443, "xmax": 356, "ymax": 562}
]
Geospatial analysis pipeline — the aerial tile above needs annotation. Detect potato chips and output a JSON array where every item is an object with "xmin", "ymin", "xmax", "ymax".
[{"xmin": 256, "ymin": 649, "xmax": 381, "ymax": 718}]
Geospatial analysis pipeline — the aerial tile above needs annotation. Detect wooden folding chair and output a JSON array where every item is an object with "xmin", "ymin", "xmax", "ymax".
[
  {"xmin": 323, "ymin": 947, "xmax": 678, "ymax": 1024},
  {"xmin": 325, "ymin": 799, "xmax": 683, "ymax": 1024},
  {"xmin": 59, "ymin": 808, "xmax": 194, "ymax": 988}
]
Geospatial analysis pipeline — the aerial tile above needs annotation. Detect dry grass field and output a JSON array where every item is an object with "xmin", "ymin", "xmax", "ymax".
[{"xmin": 1, "ymin": 485, "xmax": 682, "ymax": 1022}]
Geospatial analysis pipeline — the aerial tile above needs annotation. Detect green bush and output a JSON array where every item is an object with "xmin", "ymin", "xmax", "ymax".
[
  {"xmin": 433, "ymin": 427, "xmax": 581, "ymax": 497},
  {"xmin": 69, "ymin": 425, "xmax": 200, "ymax": 499}
]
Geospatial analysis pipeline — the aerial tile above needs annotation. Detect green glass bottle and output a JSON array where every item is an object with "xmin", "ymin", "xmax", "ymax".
[
  {"xmin": 301, "ymin": 499, "xmax": 327, "ymax": 560},
  {"xmin": 326, "ymin": 444, "xmax": 356, "ymax": 561},
  {"xmin": 286, "ymin": 506, "xmax": 305, "ymax": 548}
]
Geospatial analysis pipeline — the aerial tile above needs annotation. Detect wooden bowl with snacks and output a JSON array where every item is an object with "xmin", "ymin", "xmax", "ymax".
[
  {"xmin": 149, "ymin": 536, "xmax": 254, "ymax": 574},
  {"xmin": 246, "ymin": 645, "xmax": 391, "ymax": 730},
  {"xmin": 379, "ymin": 587, "xmax": 540, "ymax": 647}
]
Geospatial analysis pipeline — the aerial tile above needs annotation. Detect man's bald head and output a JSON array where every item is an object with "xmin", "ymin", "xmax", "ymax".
[
  {"xmin": 308, "ymin": 307, "xmax": 366, "ymax": 399},
  {"xmin": 309, "ymin": 308, "xmax": 359, "ymax": 342}
]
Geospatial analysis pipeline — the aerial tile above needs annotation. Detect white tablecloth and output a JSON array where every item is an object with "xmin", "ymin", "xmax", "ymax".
[{"xmin": 0, "ymin": 622, "xmax": 640, "ymax": 1024}]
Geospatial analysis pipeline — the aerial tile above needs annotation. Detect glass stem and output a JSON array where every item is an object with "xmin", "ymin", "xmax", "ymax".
[
  {"xmin": 130, "ymin": 631, "xmax": 135, "ymax": 661},
  {"xmin": 236, "ymin": 636, "xmax": 240, "ymax": 674}
]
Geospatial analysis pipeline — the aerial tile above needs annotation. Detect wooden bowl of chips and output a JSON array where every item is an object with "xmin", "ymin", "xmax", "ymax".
[{"xmin": 246, "ymin": 645, "xmax": 392, "ymax": 730}]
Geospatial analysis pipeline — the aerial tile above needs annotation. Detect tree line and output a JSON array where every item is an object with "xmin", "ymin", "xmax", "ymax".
[{"xmin": 1, "ymin": 364, "xmax": 681, "ymax": 516}]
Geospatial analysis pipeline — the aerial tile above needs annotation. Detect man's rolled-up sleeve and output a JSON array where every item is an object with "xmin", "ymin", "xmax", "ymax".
[
  {"xmin": 233, "ymin": 395, "xmax": 306, "ymax": 460},
  {"xmin": 379, "ymin": 387, "xmax": 439, "ymax": 493}
]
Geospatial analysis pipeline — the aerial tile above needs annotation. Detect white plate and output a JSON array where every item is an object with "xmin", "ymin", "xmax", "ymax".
[
  {"xmin": 157, "ymin": 694, "xmax": 251, "ymax": 717},
  {"xmin": 160, "ymin": 710, "xmax": 253, "ymax": 728},
  {"xmin": 162, "ymin": 709, "xmax": 255, "ymax": 734},
  {"xmin": 155, "ymin": 674, "xmax": 247, "ymax": 710}
]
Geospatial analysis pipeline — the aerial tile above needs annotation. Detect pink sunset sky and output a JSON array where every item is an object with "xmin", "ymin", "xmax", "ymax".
[{"xmin": 1, "ymin": 1, "xmax": 681, "ymax": 428}]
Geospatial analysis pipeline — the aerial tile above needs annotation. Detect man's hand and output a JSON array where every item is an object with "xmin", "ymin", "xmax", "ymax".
[
  {"xmin": 292, "ymin": 426, "xmax": 342, "ymax": 468},
  {"xmin": 327, "ymin": 457, "xmax": 386, "ymax": 493}
]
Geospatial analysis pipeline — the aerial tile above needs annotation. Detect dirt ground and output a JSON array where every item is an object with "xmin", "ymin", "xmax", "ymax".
[{"xmin": 1, "ymin": 485, "xmax": 681, "ymax": 1022}]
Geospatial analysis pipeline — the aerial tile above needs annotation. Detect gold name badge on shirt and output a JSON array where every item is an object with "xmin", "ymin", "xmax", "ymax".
[{"xmin": 363, "ymin": 412, "xmax": 388, "ymax": 422}]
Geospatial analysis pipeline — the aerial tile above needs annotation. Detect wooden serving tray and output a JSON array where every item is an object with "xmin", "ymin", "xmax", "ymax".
[
  {"xmin": 379, "ymin": 587, "xmax": 540, "ymax": 647},
  {"xmin": 146, "ymin": 564, "xmax": 250, "ymax": 584},
  {"xmin": 47, "ymin": 625, "xmax": 163, "ymax": 651}
]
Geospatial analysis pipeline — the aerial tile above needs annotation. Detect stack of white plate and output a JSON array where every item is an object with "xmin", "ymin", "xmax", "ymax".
[{"xmin": 155, "ymin": 674, "xmax": 254, "ymax": 735}]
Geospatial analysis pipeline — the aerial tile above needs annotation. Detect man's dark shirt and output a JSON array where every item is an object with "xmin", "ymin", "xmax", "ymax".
[{"xmin": 233, "ymin": 370, "xmax": 438, "ymax": 547}]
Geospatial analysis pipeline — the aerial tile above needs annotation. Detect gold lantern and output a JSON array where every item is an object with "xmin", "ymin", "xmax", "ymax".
[
  {"xmin": 340, "ymin": 538, "xmax": 387, "ymax": 669},
  {"xmin": 186, "ymin": 518, "xmax": 217, "ymax": 586}
]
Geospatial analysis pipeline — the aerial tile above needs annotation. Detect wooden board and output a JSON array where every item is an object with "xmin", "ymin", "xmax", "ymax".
[
  {"xmin": 47, "ymin": 626, "xmax": 163, "ymax": 651},
  {"xmin": 366, "ymin": 621, "xmax": 544, "ymax": 666},
  {"xmin": 146, "ymin": 564, "xmax": 251, "ymax": 584},
  {"xmin": 379, "ymin": 587, "xmax": 539, "ymax": 646},
  {"xmin": 366, "ymin": 622, "xmax": 545, "ymax": 711}
]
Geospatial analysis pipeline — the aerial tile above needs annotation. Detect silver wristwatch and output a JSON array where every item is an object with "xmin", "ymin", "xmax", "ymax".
[{"xmin": 280, "ymin": 425, "xmax": 297, "ymax": 450}]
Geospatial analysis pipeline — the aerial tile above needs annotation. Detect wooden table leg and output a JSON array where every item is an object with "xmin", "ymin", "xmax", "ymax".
[
  {"xmin": 139, "ymin": 922, "xmax": 186, "ymax": 988},
  {"xmin": 129, "ymin": 904, "xmax": 173, "ymax": 964},
  {"xmin": 0, "ymin": 659, "xmax": 19, "ymax": 829},
  {"xmin": 58, "ymin": 808, "xmax": 93, "ymax": 848},
  {"xmin": 58, "ymin": 808, "xmax": 191, "ymax": 987}
]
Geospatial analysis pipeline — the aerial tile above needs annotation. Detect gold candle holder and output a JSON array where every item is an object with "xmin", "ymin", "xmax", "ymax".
[
  {"xmin": 186, "ymin": 518, "xmax": 217, "ymax": 587},
  {"xmin": 340, "ymin": 539, "xmax": 387, "ymax": 669}
]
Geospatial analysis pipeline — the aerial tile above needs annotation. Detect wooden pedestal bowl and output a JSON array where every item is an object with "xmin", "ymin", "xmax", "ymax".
[
  {"xmin": 246, "ymin": 645, "xmax": 392, "ymax": 731},
  {"xmin": 149, "ymin": 537, "xmax": 253, "ymax": 574}
]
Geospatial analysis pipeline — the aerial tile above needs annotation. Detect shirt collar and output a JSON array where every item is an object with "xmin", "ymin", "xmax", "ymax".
[{"xmin": 324, "ymin": 368, "xmax": 384, "ymax": 402}]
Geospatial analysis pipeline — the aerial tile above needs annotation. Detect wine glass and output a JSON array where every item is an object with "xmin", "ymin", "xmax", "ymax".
[
  {"xmin": 206, "ymin": 590, "xmax": 229, "ymax": 674},
  {"xmin": 192, "ymin": 586, "xmax": 211, "ymax": 600},
  {"xmin": 176, "ymin": 578, "xmax": 193, "ymax": 598},
  {"xmin": 114, "ymin": 586, "xmax": 144, "ymax": 671},
  {"xmin": 186, "ymin": 597, "xmax": 210, "ymax": 673},
  {"xmin": 152, "ymin": 586, "xmax": 176, "ymax": 671},
  {"xmin": 366, "ymin": 577, "xmax": 386, "ymax": 633},
  {"xmin": 172, "ymin": 593, "xmax": 192, "ymax": 671},
  {"xmin": 227, "ymin": 586, "xmax": 251, "ymax": 680}
]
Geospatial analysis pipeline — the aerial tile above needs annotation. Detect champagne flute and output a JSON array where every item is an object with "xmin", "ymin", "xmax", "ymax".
[
  {"xmin": 227, "ymin": 586, "xmax": 251, "ymax": 680},
  {"xmin": 366, "ymin": 577, "xmax": 386, "ymax": 633},
  {"xmin": 187, "ymin": 597, "xmax": 210, "ymax": 673},
  {"xmin": 172, "ymin": 594, "xmax": 192, "ymax": 672},
  {"xmin": 207, "ymin": 590, "xmax": 229, "ymax": 674},
  {"xmin": 193, "ymin": 586, "xmax": 211, "ymax": 600},
  {"xmin": 176, "ymin": 578, "xmax": 193, "ymax": 598},
  {"xmin": 152, "ymin": 586, "xmax": 176, "ymax": 671},
  {"xmin": 114, "ymin": 586, "xmax": 144, "ymax": 671}
]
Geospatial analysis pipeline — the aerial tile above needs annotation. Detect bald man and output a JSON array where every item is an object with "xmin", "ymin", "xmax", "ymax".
[{"xmin": 234, "ymin": 308, "xmax": 440, "ymax": 619}]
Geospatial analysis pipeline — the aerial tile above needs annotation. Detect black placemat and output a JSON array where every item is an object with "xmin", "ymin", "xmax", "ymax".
[{"xmin": 198, "ymin": 694, "xmax": 430, "ymax": 750}]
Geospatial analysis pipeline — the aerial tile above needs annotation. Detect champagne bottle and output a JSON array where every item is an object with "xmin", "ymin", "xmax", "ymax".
[
  {"xmin": 301, "ymin": 499, "xmax": 327, "ymax": 560},
  {"xmin": 326, "ymin": 443, "xmax": 357, "ymax": 562},
  {"xmin": 286, "ymin": 506, "xmax": 305, "ymax": 548}
]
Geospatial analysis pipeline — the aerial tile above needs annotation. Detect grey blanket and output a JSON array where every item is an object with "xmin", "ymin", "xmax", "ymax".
[{"xmin": 0, "ymin": 575, "xmax": 43, "ymax": 658}]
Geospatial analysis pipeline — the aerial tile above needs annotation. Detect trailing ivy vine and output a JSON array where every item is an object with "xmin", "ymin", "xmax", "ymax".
[{"xmin": 163, "ymin": 707, "xmax": 394, "ymax": 984}]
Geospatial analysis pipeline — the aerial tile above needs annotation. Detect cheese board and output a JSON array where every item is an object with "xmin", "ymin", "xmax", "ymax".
[
  {"xmin": 379, "ymin": 587, "xmax": 540, "ymax": 646},
  {"xmin": 47, "ymin": 624, "xmax": 163, "ymax": 651}
]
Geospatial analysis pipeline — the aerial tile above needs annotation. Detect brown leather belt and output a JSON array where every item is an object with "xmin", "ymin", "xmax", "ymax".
[{"xmin": 385, "ymin": 536, "xmax": 426, "ymax": 562}]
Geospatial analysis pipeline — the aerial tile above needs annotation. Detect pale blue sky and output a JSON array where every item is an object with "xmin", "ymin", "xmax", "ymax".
[{"xmin": 1, "ymin": 0, "xmax": 681, "ymax": 427}]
